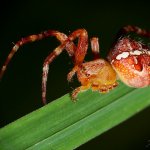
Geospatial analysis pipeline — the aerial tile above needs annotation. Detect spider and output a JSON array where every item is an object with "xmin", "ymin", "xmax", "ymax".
[{"xmin": 0, "ymin": 25, "xmax": 150, "ymax": 104}]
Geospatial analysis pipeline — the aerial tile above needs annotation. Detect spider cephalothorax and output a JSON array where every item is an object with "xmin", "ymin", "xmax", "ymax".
[
  {"xmin": 69, "ymin": 59, "xmax": 117, "ymax": 99},
  {"xmin": 0, "ymin": 25, "xmax": 150, "ymax": 104}
]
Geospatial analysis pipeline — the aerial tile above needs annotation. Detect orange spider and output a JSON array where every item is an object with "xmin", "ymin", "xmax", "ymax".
[{"xmin": 0, "ymin": 25, "xmax": 150, "ymax": 104}]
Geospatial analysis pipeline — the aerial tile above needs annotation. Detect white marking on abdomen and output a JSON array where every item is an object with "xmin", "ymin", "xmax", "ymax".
[
  {"xmin": 116, "ymin": 52, "xmax": 129, "ymax": 60},
  {"xmin": 114, "ymin": 49, "xmax": 150, "ymax": 62},
  {"xmin": 130, "ymin": 50, "xmax": 142, "ymax": 55}
]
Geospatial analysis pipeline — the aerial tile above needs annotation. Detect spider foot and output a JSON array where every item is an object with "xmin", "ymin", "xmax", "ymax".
[{"xmin": 71, "ymin": 84, "xmax": 90, "ymax": 101}]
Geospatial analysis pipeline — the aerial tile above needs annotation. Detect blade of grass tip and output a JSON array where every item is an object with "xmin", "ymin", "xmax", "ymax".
[{"xmin": 27, "ymin": 86, "xmax": 150, "ymax": 150}]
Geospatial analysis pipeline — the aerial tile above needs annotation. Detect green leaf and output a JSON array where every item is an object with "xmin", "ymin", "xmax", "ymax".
[{"xmin": 0, "ymin": 81, "xmax": 150, "ymax": 150}]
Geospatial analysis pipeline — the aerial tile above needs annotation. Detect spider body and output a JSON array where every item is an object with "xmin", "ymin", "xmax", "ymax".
[{"xmin": 0, "ymin": 25, "xmax": 150, "ymax": 104}]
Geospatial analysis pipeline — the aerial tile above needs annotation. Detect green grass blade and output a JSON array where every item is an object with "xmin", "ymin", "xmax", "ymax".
[{"xmin": 0, "ymin": 82, "xmax": 150, "ymax": 150}]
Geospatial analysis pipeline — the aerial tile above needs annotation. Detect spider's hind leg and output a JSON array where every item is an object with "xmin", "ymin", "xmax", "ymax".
[{"xmin": 122, "ymin": 25, "xmax": 150, "ymax": 37}]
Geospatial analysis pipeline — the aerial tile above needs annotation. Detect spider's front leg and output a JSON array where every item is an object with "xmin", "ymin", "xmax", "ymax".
[
  {"xmin": 65, "ymin": 29, "xmax": 88, "ymax": 82},
  {"xmin": 43, "ymin": 29, "xmax": 101, "ymax": 102},
  {"xmin": 0, "ymin": 30, "xmax": 76, "ymax": 80},
  {"xmin": 0, "ymin": 30, "xmax": 76, "ymax": 105}
]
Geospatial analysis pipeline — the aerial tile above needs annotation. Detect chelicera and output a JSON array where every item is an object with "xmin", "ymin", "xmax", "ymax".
[{"xmin": 0, "ymin": 25, "xmax": 150, "ymax": 104}]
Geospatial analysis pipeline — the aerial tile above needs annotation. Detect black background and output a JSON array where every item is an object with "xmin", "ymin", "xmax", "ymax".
[{"xmin": 0, "ymin": 0, "xmax": 150, "ymax": 149}]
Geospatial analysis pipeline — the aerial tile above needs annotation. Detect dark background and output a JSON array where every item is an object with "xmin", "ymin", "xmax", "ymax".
[{"xmin": 0, "ymin": 0, "xmax": 150, "ymax": 149}]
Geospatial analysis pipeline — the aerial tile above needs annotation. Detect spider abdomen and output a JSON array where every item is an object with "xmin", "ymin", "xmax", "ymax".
[{"xmin": 109, "ymin": 35, "xmax": 150, "ymax": 88}]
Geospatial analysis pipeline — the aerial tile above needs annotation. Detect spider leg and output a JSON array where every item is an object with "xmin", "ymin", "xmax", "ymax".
[
  {"xmin": 122, "ymin": 25, "xmax": 150, "ymax": 37},
  {"xmin": 68, "ymin": 36, "xmax": 100, "ymax": 82},
  {"xmin": 67, "ymin": 29, "xmax": 88, "ymax": 65},
  {"xmin": 0, "ymin": 30, "xmax": 76, "ymax": 80},
  {"xmin": 66, "ymin": 29, "xmax": 88, "ymax": 81},
  {"xmin": 71, "ymin": 84, "xmax": 91, "ymax": 101},
  {"xmin": 90, "ymin": 37, "xmax": 100, "ymax": 59},
  {"xmin": 68, "ymin": 37, "xmax": 100, "ymax": 82},
  {"xmin": 42, "ymin": 29, "xmax": 88, "ymax": 103},
  {"xmin": 67, "ymin": 65, "xmax": 78, "ymax": 82},
  {"xmin": 42, "ymin": 43, "xmax": 67, "ymax": 104}
]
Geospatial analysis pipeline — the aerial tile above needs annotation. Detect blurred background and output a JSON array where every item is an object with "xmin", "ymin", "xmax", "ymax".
[{"xmin": 0, "ymin": 0, "xmax": 150, "ymax": 149}]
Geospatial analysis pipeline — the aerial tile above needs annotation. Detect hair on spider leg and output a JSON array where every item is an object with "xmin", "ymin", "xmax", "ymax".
[{"xmin": 11, "ymin": 42, "xmax": 16, "ymax": 46}]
